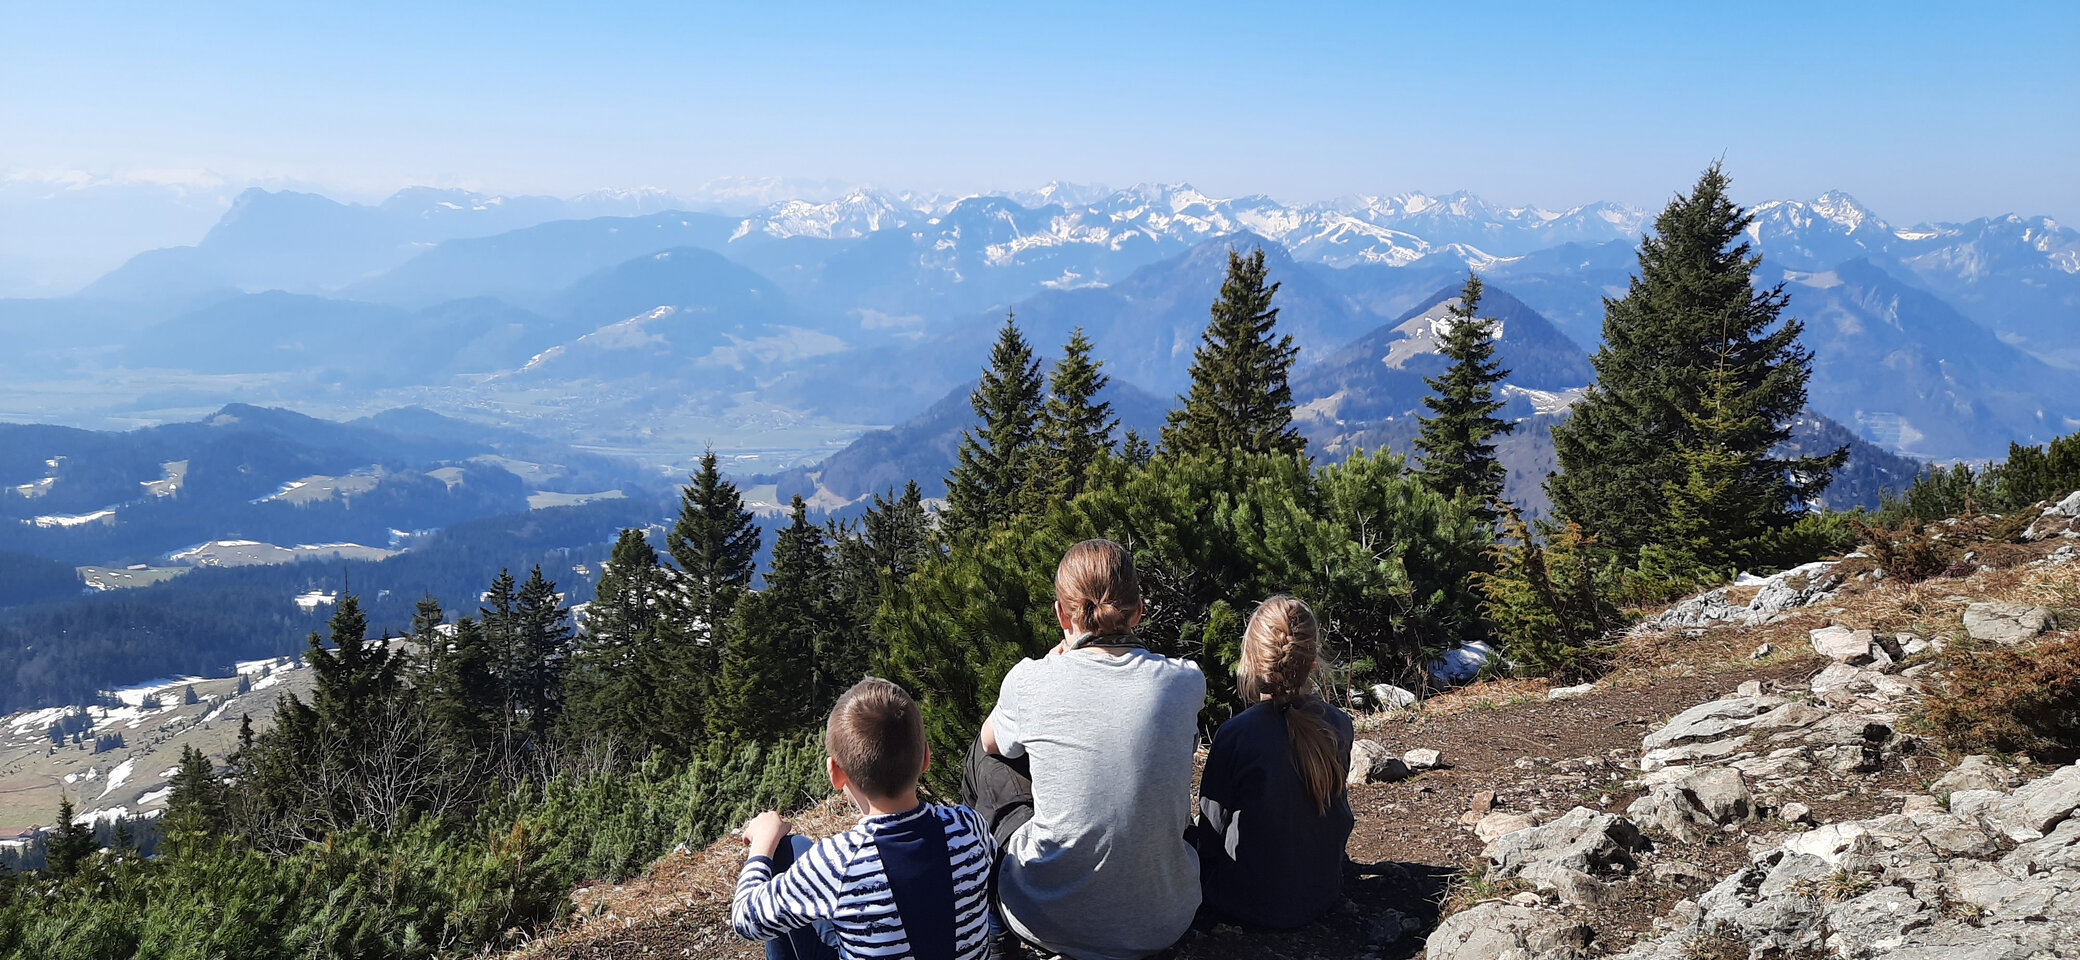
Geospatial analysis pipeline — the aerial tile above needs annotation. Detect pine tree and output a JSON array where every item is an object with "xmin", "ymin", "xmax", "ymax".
[
  {"xmin": 45, "ymin": 796, "xmax": 96, "ymax": 878},
  {"xmin": 1548, "ymin": 162, "xmax": 1843, "ymax": 561},
  {"xmin": 408, "ymin": 592, "xmax": 445, "ymax": 670},
  {"xmin": 833, "ymin": 481, "xmax": 935, "ymax": 614},
  {"xmin": 162, "ymin": 744, "xmax": 225, "ymax": 848},
  {"xmin": 711, "ymin": 496, "xmax": 851, "ymax": 746},
  {"xmin": 420, "ymin": 615, "xmax": 499, "ymax": 746},
  {"xmin": 183, "ymin": 683, "xmax": 199, "ymax": 705},
  {"xmin": 667, "ymin": 449, "xmax": 761, "ymax": 647},
  {"xmin": 1632, "ymin": 362, "xmax": 1777, "ymax": 594},
  {"xmin": 943, "ymin": 312, "xmax": 1045, "ymax": 536},
  {"xmin": 1029, "ymin": 328, "xmax": 1118, "ymax": 507},
  {"xmin": 564, "ymin": 529, "xmax": 671, "ymax": 750},
  {"xmin": 1413, "ymin": 273, "xmax": 1514, "ymax": 522},
  {"xmin": 1119, "ymin": 428, "xmax": 1153, "ymax": 467},
  {"xmin": 1161, "ymin": 248, "xmax": 1303, "ymax": 457},
  {"xmin": 480, "ymin": 569, "xmax": 521, "ymax": 738},
  {"xmin": 513, "ymin": 566, "xmax": 572, "ymax": 744}
]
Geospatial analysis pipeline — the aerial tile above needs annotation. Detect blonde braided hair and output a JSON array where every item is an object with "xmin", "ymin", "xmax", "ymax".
[{"xmin": 1239, "ymin": 596, "xmax": 1346, "ymax": 813}]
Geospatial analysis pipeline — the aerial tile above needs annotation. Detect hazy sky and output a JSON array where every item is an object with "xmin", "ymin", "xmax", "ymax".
[{"xmin": 6, "ymin": 0, "xmax": 2076, "ymax": 222}]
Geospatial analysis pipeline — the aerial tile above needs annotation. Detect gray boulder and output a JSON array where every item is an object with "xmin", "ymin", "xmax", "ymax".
[
  {"xmin": 1348, "ymin": 739, "xmax": 1410, "ymax": 785},
  {"xmin": 1641, "ymin": 695, "xmax": 1787, "ymax": 751},
  {"xmin": 1810, "ymin": 625, "xmax": 1878, "ymax": 663},
  {"xmin": 1977, "ymin": 762, "xmax": 2080, "ymax": 839},
  {"xmin": 1962, "ymin": 601, "xmax": 2057, "ymax": 645},
  {"xmin": 1403, "ymin": 747, "xmax": 1444, "ymax": 770},
  {"xmin": 1423, "ymin": 902, "xmax": 1592, "ymax": 960},
  {"xmin": 1486, "ymin": 806, "xmax": 1647, "ymax": 887},
  {"xmin": 1931, "ymin": 755, "xmax": 2022, "ymax": 796}
]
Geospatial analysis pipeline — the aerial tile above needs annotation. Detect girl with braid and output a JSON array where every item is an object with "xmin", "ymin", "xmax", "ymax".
[{"xmin": 1194, "ymin": 596, "xmax": 1355, "ymax": 929}]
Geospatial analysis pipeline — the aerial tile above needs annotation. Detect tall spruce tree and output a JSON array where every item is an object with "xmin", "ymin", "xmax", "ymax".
[
  {"xmin": 667, "ymin": 449, "xmax": 761, "ymax": 647},
  {"xmin": 419, "ymin": 614, "xmax": 499, "ymax": 746},
  {"xmin": 512, "ymin": 566, "xmax": 571, "ymax": 744},
  {"xmin": 833, "ymin": 481, "xmax": 935, "ymax": 617},
  {"xmin": 1028, "ymin": 328, "xmax": 1118, "ymax": 507},
  {"xmin": 161, "ymin": 745, "xmax": 226, "ymax": 848},
  {"xmin": 45, "ymin": 796, "xmax": 95, "ymax": 878},
  {"xmin": 480, "ymin": 569, "xmax": 521, "ymax": 737},
  {"xmin": 1413, "ymin": 273, "xmax": 1514, "ymax": 522},
  {"xmin": 711, "ymin": 496, "xmax": 851, "ymax": 746},
  {"xmin": 1161, "ymin": 248, "xmax": 1303, "ymax": 457},
  {"xmin": 563, "ymin": 528, "xmax": 670, "ymax": 750},
  {"xmin": 1548, "ymin": 162, "xmax": 1842, "ymax": 561},
  {"xmin": 943, "ymin": 312, "xmax": 1044, "ymax": 535}
]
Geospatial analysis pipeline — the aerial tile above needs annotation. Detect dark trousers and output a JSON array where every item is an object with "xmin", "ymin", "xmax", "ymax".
[
  {"xmin": 962, "ymin": 736, "xmax": 1037, "ymax": 943},
  {"xmin": 962, "ymin": 737, "xmax": 1035, "ymax": 848},
  {"xmin": 763, "ymin": 834, "xmax": 842, "ymax": 960}
]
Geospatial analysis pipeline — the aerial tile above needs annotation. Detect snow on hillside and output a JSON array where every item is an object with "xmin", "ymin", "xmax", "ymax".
[{"xmin": 0, "ymin": 656, "xmax": 315, "ymax": 830}]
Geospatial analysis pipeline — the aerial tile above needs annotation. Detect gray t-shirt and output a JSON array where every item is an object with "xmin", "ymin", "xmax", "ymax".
[{"xmin": 986, "ymin": 646, "xmax": 1206, "ymax": 960}]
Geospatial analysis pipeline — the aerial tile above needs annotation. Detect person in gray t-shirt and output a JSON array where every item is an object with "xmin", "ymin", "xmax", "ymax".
[{"xmin": 965, "ymin": 539, "xmax": 1206, "ymax": 960}]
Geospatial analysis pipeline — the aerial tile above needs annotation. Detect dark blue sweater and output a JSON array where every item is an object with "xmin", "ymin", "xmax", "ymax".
[{"xmin": 1194, "ymin": 700, "xmax": 1355, "ymax": 928}]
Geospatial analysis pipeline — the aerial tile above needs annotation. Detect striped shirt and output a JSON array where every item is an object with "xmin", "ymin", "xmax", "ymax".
[{"xmin": 732, "ymin": 803, "xmax": 995, "ymax": 960}]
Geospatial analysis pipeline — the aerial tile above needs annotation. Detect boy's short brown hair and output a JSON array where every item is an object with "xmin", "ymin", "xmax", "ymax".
[{"xmin": 825, "ymin": 677, "xmax": 926, "ymax": 798}]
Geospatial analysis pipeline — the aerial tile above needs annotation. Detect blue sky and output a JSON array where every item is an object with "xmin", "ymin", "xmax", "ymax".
[{"xmin": 5, "ymin": 1, "xmax": 2075, "ymax": 221}]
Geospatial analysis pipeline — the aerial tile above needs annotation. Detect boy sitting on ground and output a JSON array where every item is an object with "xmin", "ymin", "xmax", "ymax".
[{"xmin": 733, "ymin": 677, "xmax": 996, "ymax": 960}]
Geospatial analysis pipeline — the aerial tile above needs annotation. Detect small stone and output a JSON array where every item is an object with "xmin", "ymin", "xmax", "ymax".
[
  {"xmin": 1348, "ymin": 740, "xmax": 1410, "ymax": 785},
  {"xmin": 1549, "ymin": 867, "xmax": 1608, "ymax": 908},
  {"xmin": 1899, "ymin": 795, "xmax": 1939, "ymax": 816},
  {"xmin": 1737, "ymin": 680, "xmax": 1763, "ymax": 697},
  {"xmin": 1900, "ymin": 635, "xmax": 1930, "ymax": 657},
  {"xmin": 1472, "ymin": 790, "xmax": 1497, "ymax": 815},
  {"xmin": 1508, "ymin": 891, "xmax": 1544, "ymax": 907},
  {"xmin": 1403, "ymin": 748, "xmax": 1444, "ymax": 770},
  {"xmin": 1781, "ymin": 801, "xmax": 1814, "ymax": 824},
  {"xmin": 1750, "ymin": 642, "xmax": 1776, "ymax": 659},
  {"xmin": 1370, "ymin": 683, "xmax": 1418, "ymax": 709},
  {"xmin": 1548, "ymin": 682, "xmax": 1596, "ymax": 700}
]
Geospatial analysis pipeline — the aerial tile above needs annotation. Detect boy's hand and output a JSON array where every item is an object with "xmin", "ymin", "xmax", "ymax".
[{"xmin": 741, "ymin": 811, "xmax": 790, "ymax": 858}]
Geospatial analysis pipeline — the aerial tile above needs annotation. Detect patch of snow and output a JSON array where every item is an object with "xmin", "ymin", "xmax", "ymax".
[
  {"xmin": 293, "ymin": 591, "xmax": 337, "ymax": 612},
  {"xmin": 28, "ymin": 509, "xmax": 116, "ymax": 528},
  {"xmin": 136, "ymin": 786, "xmax": 174, "ymax": 807},
  {"xmin": 98, "ymin": 759, "xmax": 135, "ymax": 798}
]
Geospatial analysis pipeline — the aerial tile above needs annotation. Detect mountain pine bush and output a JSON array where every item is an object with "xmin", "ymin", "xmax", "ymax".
[{"xmin": 881, "ymin": 450, "xmax": 1486, "ymax": 795}]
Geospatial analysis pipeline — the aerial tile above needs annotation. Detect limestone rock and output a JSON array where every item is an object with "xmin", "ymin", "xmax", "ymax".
[
  {"xmin": 1810, "ymin": 625, "xmax": 1878, "ymax": 663},
  {"xmin": 1641, "ymin": 696, "xmax": 1787, "ymax": 752},
  {"xmin": 1423, "ymin": 902, "xmax": 1592, "ymax": 960},
  {"xmin": 1348, "ymin": 739, "xmax": 1410, "ymax": 785},
  {"xmin": 1477, "ymin": 811, "xmax": 1541, "ymax": 843},
  {"xmin": 1962, "ymin": 602, "xmax": 2057, "ymax": 645},
  {"xmin": 1403, "ymin": 748, "xmax": 1444, "ymax": 770},
  {"xmin": 1931, "ymin": 755, "xmax": 2022, "ymax": 796},
  {"xmin": 1370, "ymin": 683, "xmax": 1417, "ymax": 709},
  {"xmin": 1486, "ymin": 806, "xmax": 1646, "ymax": 887}
]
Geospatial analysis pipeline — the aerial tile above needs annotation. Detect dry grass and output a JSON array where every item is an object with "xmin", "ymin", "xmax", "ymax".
[{"xmin": 504, "ymin": 792, "xmax": 852, "ymax": 959}]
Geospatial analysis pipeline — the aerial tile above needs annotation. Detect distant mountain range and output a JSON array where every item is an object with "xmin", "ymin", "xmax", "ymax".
[
  {"xmin": 0, "ymin": 403, "xmax": 652, "ymax": 571},
  {"xmin": 1, "ymin": 180, "xmax": 2074, "ymax": 493}
]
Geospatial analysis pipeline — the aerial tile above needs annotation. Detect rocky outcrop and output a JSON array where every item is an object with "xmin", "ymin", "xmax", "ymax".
[
  {"xmin": 1484, "ymin": 806, "xmax": 1647, "ymax": 888},
  {"xmin": 1642, "ymin": 561, "xmax": 1841, "ymax": 631},
  {"xmin": 1608, "ymin": 760, "xmax": 2080, "ymax": 959},
  {"xmin": 1425, "ymin": 902, "xmax": 1592, "ymax": 960},
  {"xmin": 1962, "ymin": 601, "xmax": 2058, "ymax": 645},
  {"xmin": 2022, "ymin": 491, "xmax": 2080, "ymax": 541}
]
